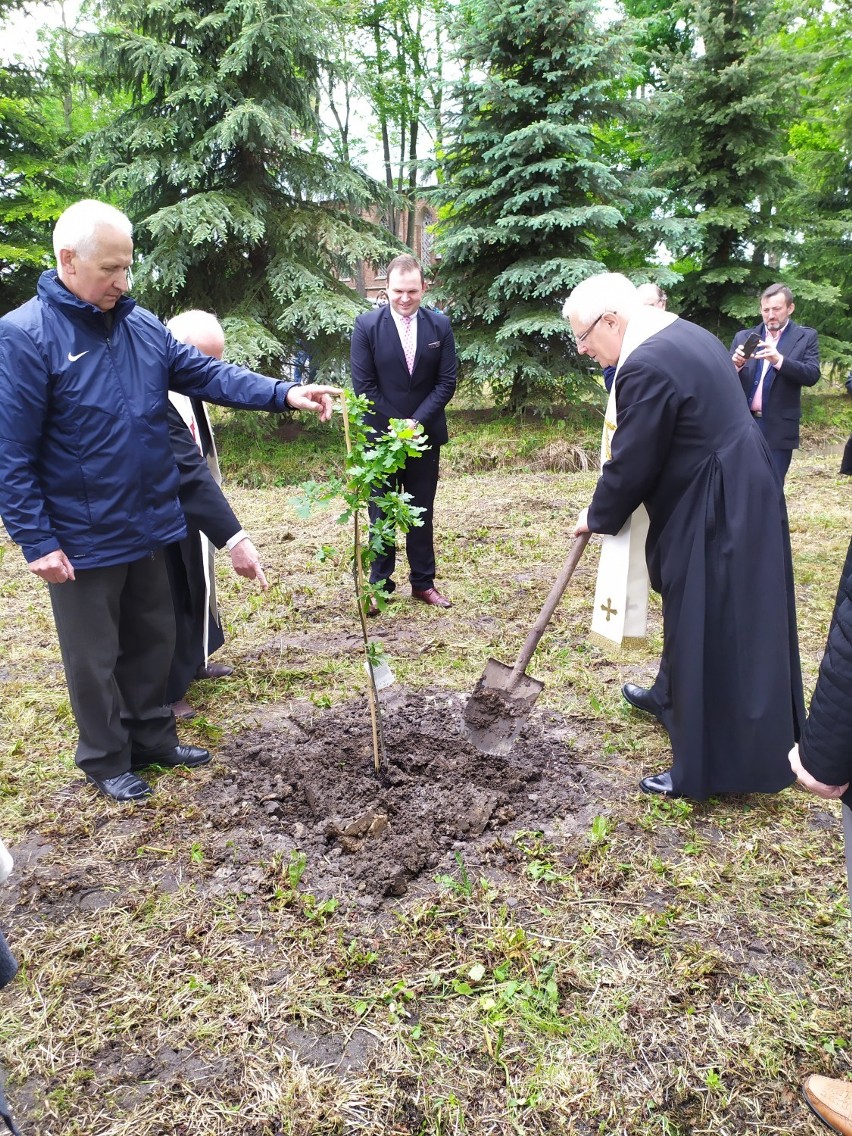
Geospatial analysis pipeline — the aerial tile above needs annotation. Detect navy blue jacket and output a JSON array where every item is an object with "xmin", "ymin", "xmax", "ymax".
[
  {"xmin": 0, "ymin": 272, "xmax": 294, "ymax": 568},
  {"xmin": 350, "ymin": 304, "xmax": 456, "ymax": 446},
  {"xmin": 730, "ymin": 320, "xmax": 820, "ymax": 450}
]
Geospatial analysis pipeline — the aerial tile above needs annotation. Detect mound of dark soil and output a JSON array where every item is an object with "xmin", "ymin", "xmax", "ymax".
[
  {"xmin": 7, "ymin": 687, "xmax": 618, "ymax": 927},
  {"xmin": 194, "ymin": 685, "xmax": 610, "ymax": 906}
]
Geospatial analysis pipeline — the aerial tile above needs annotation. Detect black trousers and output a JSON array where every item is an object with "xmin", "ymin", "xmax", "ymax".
[
  {"xmin": 0, "ymin": 1078, "xmax": 21, "ymax": 1136},
  {"xmin": 752, "ymin": 418, "xmax": 793, "ymax": 484},
  {"xmin": 48, "ymin": 552, "xmax": 179, "ymax": 779},
  {"xmin": 768, "ymin": 447, "xmax": 793, "ymax": 484},
  {"xmin": 368, "ymin": 446, "xmax": 441, "ymax": 591}
]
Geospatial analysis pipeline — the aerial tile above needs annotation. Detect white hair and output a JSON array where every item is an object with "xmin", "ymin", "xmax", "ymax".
[
  {"xmin": 166, "ymin": 310, "xmax": 224, "ymax": 345},
  {"xmin": 53, "ymin": 199, "xmax": 133, "ymax": 263},
  {"xmin": 563, "ymin": 272, "xmax": 640, "ymax": 326}
]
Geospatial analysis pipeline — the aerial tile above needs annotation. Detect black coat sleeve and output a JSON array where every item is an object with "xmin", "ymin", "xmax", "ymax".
[
  {"xmin": 168, "ymin": 403, "xmax": 241, "ymax": 549},
  {"xmin": 586, "ymin": 350, "xmax": 679, "ymax": 535},
  {"xmin": 799, "ymin": 536, "xmax": 852, "ymax": 797}
]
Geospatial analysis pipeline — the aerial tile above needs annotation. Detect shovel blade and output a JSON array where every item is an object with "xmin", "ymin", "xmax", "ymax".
[{"xmin": 461, "ymin": 658, "xmax": 544, "ymax": 756}]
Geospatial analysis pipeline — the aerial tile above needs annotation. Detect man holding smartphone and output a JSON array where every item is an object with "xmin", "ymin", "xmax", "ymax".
[{"xmin": 731, "ymin": 283, "xmax": 820, "ymax": 485}]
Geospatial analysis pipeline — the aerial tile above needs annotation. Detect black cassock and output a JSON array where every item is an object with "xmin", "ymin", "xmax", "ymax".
[
  {"xmin": 165, "ymin": 401, "xmax": 239, "ymax": 703},
  {"xmin": 587, "ymin": 316, "xmax": 804, "ymax": 800}
]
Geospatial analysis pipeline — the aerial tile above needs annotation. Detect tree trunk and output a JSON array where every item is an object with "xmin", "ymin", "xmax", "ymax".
[{"xmin": 406, "ymin": 117, "xmax": 418, "ymax": 251}]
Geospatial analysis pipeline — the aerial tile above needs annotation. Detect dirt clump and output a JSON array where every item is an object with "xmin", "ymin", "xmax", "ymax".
[{"xmin": 193, "ymin": 685, "xmax": 602, "ymax": 906}]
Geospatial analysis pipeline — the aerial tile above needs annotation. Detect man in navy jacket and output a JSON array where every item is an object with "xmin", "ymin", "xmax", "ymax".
[
  {"xmin": 350, "ymin": 254, "xmax": 457, "ymax": 609},
  {"xmin": 731, "ymin": 283, "xmax": 820, "ymax": 484},
  {"xmin": 0, "ymin": 200, "xmax": 335, "ymax": 802}
]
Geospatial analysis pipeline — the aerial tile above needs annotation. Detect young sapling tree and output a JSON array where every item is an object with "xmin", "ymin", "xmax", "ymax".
[{"xmin": 292, "ymin": 389, "xmax": 426, "ymax": 774}]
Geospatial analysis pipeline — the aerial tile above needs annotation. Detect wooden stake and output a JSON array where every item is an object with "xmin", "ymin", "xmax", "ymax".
[{"xmin": 341, "ymin": 397, "xmax": 386, "ymax": 776}]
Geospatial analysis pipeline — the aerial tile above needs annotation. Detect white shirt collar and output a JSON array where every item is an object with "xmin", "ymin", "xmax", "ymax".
[
  {"xmin": 764, "ymin": 319, "xmax": 789, "ymax": 340},
  {"xmin": 390, "ymin": 306, "xmax": 418, "ymax": 330}
]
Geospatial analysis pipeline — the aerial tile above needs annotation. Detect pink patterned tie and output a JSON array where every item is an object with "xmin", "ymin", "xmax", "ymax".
[{"xmin": 401, "ymin": 315, "xmax": 415, "ymax": 374}]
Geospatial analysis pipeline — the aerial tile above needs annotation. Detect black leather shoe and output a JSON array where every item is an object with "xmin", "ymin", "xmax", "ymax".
[
  {"xmin": 196, "ymin": 662, "xmax": 233, "ymax": 680},
  {"xmin": 640, "ymin": 770, "xmax": 682, "ymax": 797},
  {"xmin": 131, "ymin": 744, "xmax": 211, "ymax": 770},
  {"xmin": 622, "ymin": 683, "xmax": 662, "ymax": 719},
  {"xmin": 86, "ymin": 771, "xmax": 153, "ymax": 801}
]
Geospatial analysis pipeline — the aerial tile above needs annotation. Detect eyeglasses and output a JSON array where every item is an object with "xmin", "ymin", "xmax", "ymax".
[{"xmin": 575, "ymin": 312, "xmax": 606, "ymax": 344}]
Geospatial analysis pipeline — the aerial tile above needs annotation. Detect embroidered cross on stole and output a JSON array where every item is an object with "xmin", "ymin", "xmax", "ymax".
[{"xmin": 589, "ymin": 380, "xmax": 651, "ymax": 650}]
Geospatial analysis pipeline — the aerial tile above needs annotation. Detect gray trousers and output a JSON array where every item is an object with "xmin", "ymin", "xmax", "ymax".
[{"xmin": 48, "ymin": 552, "xmax": 178, "ymax": 779}]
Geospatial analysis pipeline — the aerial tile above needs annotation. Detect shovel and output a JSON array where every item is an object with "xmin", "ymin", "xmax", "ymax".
[{"xmin": 462, "ymin": 532, "xmax": 590, "ymax": 756}]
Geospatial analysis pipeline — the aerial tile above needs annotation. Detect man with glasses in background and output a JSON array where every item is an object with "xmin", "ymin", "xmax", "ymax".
[{"xmin": 565, "ymin": 273, "xmax": 803, "ymax": 803}]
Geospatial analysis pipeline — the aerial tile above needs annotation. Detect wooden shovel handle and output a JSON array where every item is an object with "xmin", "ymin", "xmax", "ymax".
[{"xmin": 509, "ymin": 531, "xmax": 590, "ymax": 688}]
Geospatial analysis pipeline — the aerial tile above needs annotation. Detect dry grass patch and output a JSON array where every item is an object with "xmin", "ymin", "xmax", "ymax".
[{"xmin": 0, "ymin": 433, "xmax": 850, "ymax": 1135}]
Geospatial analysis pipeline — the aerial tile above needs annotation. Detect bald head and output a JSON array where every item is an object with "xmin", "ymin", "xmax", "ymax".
[
  {"xmin": 167, "ymin": 310, "xmax": 225, "ymax": 360},
  {"xmin": 636, "ymin": 282, "xmax": 667, "ymax": 309}
]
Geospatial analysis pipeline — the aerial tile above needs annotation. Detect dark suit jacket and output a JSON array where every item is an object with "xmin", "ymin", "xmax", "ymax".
[
  {"xmin": 350, "ymin": 304, "xmax": 457, "ymax": 445},
  {"xmin": 730, "ymin": 320, "xmax": 820, "ymax": 450},
  {"xmin": 168, "ymin": 402, "xmax": 239, "ymax": 548},
  {"xmin": 799, "ymin": 536, "xmax": 852, "ymax": 804},
  {"xmin": 166, "ymin": 402, "xmax": 240, "ymax": 698}
]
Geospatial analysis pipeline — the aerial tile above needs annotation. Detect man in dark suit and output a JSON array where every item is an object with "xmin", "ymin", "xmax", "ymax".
[
  {"xmin": 165, "ymin": 311, "xmax": 268, "ymax": 718},
  {"xmin": 731, "ymin": 283, "xmax": 820, "ymax": 484},
  {"xmin": 350, "ymin": 254, "xmax": 457, "ymax": 608}
]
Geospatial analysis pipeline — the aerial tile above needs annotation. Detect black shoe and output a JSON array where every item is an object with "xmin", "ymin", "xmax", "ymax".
[
  {"xmin": 86, "ymin": 771, "xmax": 153, "ymax": 802},
  {"xmin": 196, "ymin": 662, "xmax": 233, "ymax": 680},
  {"xmin": 640, "ymin": 770, "xmax": 682, "ymax": 797},
  {"xmin": 131, "ymin": 744, "xmax": 211, "ymax": 770},
  {"xmin": 622, "ymin": 683, "xmax": 662, "ymax": 720}
]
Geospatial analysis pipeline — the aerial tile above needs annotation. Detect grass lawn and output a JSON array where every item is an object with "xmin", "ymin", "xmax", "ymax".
[{"xmin": 0, "ymin": 386, "xmax": 850, "ymax": 1135}]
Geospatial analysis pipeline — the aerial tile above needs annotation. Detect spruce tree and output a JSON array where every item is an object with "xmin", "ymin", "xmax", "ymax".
[
  {"xmin": 648, "ymin": 0, "xmax": 799, "ymax": 341},
  {"xmin": 778, "ymin": 1, "xmax": 851, "ymax": 366},
  {"xmin": 0, "ymin": 14, "xmax": 113, "ymax": 310},
  {"xmin": 87, "ymin": 0, "xmax": 395, "ymax": 375},
  {"xmin": 431, "ymin": 0, "xmax": 647, "ymax": 408}
]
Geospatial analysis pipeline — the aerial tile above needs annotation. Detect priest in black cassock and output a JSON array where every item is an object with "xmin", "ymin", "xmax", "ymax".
[
  {"xmin": 165, "ymin": 311, "xmax": 269, "ymax": 719},
  {"xmin": 565, "ymin": 273, "xmax": 804, "ymax": 801}
]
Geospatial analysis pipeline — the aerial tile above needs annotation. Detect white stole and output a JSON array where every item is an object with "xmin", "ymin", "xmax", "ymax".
[
  {"xmin": 589, "ymin": 308, "xmax": 678, "ymax": 649},
  {"xmin": 169, "ymin": 392, "xmax": 222, "ymax": 661}
]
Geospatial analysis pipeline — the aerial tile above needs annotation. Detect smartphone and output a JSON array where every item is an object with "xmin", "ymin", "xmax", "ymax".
[{"xmin": 741, "ymin": 331, "xmax": 762, "ymax": 359}]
